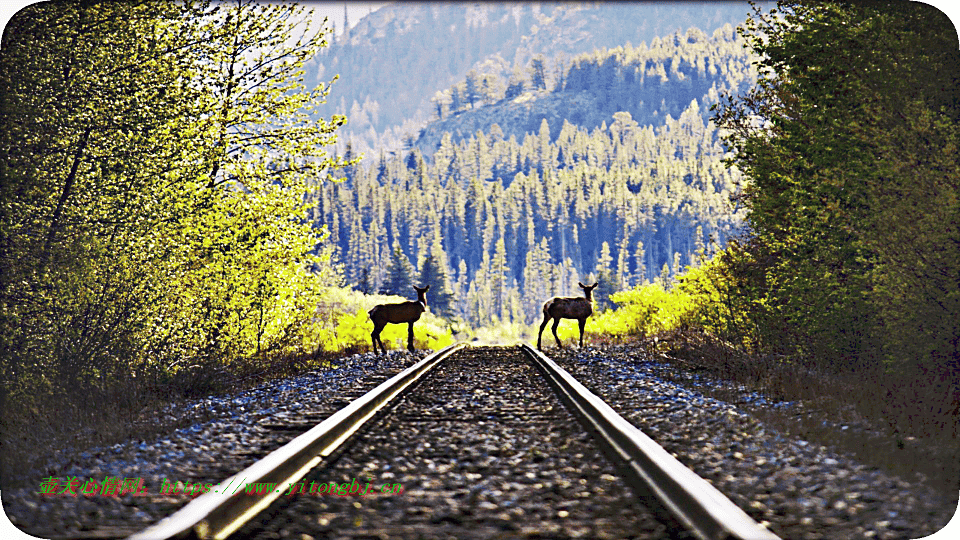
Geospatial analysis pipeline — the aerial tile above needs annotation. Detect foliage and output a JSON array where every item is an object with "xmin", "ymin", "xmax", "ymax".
[
  {"xmin": 591, "ymin": 259, "xmax": 728, "ymax": 339},
  {"xmin": 712, "ymin": 1, "xmax": 960, "ymax": 374},
  {"xmin": 0, "ymin": 0, "xmax": 348, "ymax": 404},
  {"xmin": 428, "ymin": 25, "xmax": 756, "ymax": 143},
  {"xmin": 419, "ymin": 250, "xmax": 456, "ymax": 319},
  {"xmin": 381, "ymin": 242, "xmax": 417, "ymax": 295}
]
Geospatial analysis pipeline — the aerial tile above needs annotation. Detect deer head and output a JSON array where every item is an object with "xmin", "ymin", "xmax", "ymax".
[
  {"xmin": 578, "ymin": 281, "xmax": 599, "ymax": 301},
  {"xmin": 414, "ymin": 284, "xmax": 429, "ymax": 306}
]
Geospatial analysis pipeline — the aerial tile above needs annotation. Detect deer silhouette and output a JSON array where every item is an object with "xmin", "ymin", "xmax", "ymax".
[
  {"xmin": 369, "ymin": 285, "xmax": 429, "ymax": 354},
  {"xmin": 537, "ymin": 282, "xmax": 599, "ymax": 350}
]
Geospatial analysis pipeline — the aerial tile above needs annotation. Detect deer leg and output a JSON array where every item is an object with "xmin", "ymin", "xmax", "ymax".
[
  {"xmin": 407, "ymin": 321, "xmax": 415, "ymax": 352},
  {"xmin": 578, "ymin": 318, "xmax": 586, "ymax": 347},
  {"xmin": 551, "ymin": 318, "xmax": 563, "ymax": 348},
  {"xmin": 537, "ymin": 314, "xmax": 551, "ymax": 350},
  {"xmin": 371, "ymin": 322, "xmax": 385, "ymax": 354}
]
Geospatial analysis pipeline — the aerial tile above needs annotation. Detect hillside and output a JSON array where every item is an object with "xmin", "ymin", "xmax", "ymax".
[
  {"xmin": 305, "ymin": 22, "xmax": 759, "ymax": 330},
  {"xmin": 414, "ymin": 25, "xmax": 755, "ymax": 158},
  {"xmin": 307, "ymin": 1, "xmax": 765, "ymax": 153}
]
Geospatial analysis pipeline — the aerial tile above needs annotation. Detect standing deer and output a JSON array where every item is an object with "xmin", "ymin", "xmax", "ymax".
[
  {"xmin": 537, "ymin": 282, "xmax": 599, "ymax": 350},
  {"xmin": 369, "ymin": 285, "xmax": 429, "ymax": 354}
]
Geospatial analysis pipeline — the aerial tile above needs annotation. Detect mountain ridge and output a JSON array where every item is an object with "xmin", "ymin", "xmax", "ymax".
[
  {"xmin": 413, "ymin": 24, "xmax": 756, "ymax": 159},
  {"xmin": 306, "ymin": 1, "xmax": 766, "ymax": 154}
]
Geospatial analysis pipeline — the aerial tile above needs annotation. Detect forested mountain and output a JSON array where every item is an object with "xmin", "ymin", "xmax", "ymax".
[
  {"xmin": 415, "ymin": 25, "xmax": 754, "ymax": 157},
  {"xmin": 309, "ymin": 2, "xmax": 764, "ymax": 153},
  {"xmin": 309, "ymin": 26, "xmax": 756, "ymax": 329}
]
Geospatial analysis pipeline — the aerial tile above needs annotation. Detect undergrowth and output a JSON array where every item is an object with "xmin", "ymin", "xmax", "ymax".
[{"xmin": 1, "ymin": 288, "xmax": 453, "ymax": 489}]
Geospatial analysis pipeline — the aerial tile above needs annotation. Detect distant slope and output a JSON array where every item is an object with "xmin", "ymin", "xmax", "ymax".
[
  {"xmin": 307, "ymin": 1, "xmax": 765, "ymax": 154},
  {"xmin": 414, "ymin": 25, "xmax": 756, "ymax": 159}
]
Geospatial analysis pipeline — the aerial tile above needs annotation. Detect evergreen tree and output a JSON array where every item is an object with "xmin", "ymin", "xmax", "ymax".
[
  {"xmin": 450, "ymin": 86, "xmax": 462, "ymax": 113},
  {"xmin": 420, "ymin": 252, "xmax": 455, "ymax": 319},
  {"xmin": 357, "ymin": 267, "xmax": 374, "ymax": 294},
  {"xmin": 381, "ymin": 242, "xmax": 416, "ymax": 296},
  {"xmin": 594, "ymin": 241, "xmax": 619, "ymax": 311},
  {"xmin": 530, "ymin": 55, "xmax": 548, "ymax": 90},
  {"xmin": 505, "ymin": 66, "xmax": 525, "ymax": 100},
  {"xmin": 464, "ymin": 70, "xmax": 480, "ymax": 109}
]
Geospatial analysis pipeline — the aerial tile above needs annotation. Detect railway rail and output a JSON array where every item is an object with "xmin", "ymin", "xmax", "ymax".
[{"xmin": 128, "ymin": 343, "xmax": 779, "ymax": 540}]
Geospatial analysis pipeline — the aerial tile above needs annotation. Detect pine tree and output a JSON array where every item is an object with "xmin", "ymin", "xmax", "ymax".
[
  {"xmin": 420, "ymin": 252, "xmax": 455, "ymax": 319},
  {"xmin": 491, "ymin": 238, "xmax": 510, "ymax": 320},
  {"xmin": 464, "ymin": 70, "xmax": 480, "ymax": 109},
  {"xmin": 382, "ymin": 242, "xmax": 415, "ymax": 296},
  {"xmin": 505, "ymin": 66, "xmax": 525, "ymax": 100},
  {"xmin": 594, "ymin": 241, "xmax": 619, "ymax": 311},
  {"xmin": 357, "ymin": 267, "xmax": 374, "ymax": 294},
  {"xmin": 530, "ymin": 55, "xmax": 547, "ymax": 91}
]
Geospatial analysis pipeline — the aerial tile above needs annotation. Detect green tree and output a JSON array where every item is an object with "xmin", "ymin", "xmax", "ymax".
[
  {"xmin": 713, "ymin": 1, "xmax": 960, "ymax": 372},
  {"xmin": 1, "ymin": 0, "xmax": 206, "ymax": 391},
  {"xmin": 382, "ymin": 242, "xmax": 416, "ymax": 296},
  {"xmin": 504, "ymin": 66, "xmax": 525, "ymax": 99},
  {"xmin": 0, "ymin": 0, "xmax": 348, "ymax": 401},
  {"xmin": 420, "ymin": 253, "xmax": 454, "ymax": 319},
  {"xmin": 464, "ymin": 69, "xmax": 480, "ymax": 109},
  {"xmin": 419, "ymin": 229, "xmax": 456, "ymax": 319},
  {"xmin": 594, "ymin": 241, "xmax": 619, "ymax": 311},
  {"xmin": 529, "ymin": 55, "xmax": 547, "ymax": 91}
]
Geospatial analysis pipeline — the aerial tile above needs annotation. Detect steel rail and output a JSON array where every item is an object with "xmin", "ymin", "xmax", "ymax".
[
  {"xmin": 127, "ymin": 343, "xmax": 467, "ymax": 540},
  {"xmin": 520, "ymin": 343, "xmax": 781, "ymax": 540}
]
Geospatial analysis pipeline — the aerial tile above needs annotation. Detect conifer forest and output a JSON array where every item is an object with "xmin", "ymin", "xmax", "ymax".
[{"xmin": 313, "ymin": 26, "xmax": 757, "ymax": 331}]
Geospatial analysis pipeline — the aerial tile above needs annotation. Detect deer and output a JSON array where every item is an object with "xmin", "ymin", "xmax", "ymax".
[
  {"xmin": 537, "ymin": 282, "xmax": 599, "ymax": 350},
  {"xmin": 369, "ymin": 285, "xmax": 430, "ymax": 354}
]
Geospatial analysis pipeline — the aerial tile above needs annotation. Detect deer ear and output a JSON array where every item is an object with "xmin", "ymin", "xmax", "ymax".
[
  {"xmin": 592, "ymin": 282, "xmax": 598, "ymax": 288},
  {"xmin": 424, "ymin": 285, "xmax": 430, "ymax": 291},
  {"xmin": 578, "ymin": 282, "xmax": 586, "ymax": 289}
]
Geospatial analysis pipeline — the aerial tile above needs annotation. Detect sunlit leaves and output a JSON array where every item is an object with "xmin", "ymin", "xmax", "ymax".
[
  {"xmin": 1, "ymin": 0, "xmax": 349, "ymax": 399},
  {"xmin": 711, "ymin": 1, "xmax": 960, "ymax": 373}
]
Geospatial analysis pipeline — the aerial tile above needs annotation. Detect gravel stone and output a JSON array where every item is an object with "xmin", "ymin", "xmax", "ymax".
[
  {"xmin": 549, "ymin": 344, "xmax": 958, "ymax": 540},
  {"xmin": 3, "ymin": 351, "xmax": 425, "ymax": 539},
  {"xmin": 4, "ymin": 344, "xmax": 956, "ymax": 540},
  {"xmin": 234, "ymin": 346, "xmax": 672, "ymax": 539}
]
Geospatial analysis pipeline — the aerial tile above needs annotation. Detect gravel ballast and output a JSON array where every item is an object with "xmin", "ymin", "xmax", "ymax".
[
  {"xmin": 550, "ymin": 345, "xmax": 958, "ymax": 540},
  {"xmin": 2, "ymin": 344, "xmax": 957, "ymax": 539},
  {"xmin": 2, "ymin": 351, "xmax": 426, "ymax": 539},
  {"xmin": 234, "ymin": 345, "xmax": 672, "ymax": 539}
]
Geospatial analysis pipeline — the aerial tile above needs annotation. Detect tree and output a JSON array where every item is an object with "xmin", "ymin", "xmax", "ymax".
[
  {"xmin": 480, "ymin": 73, "xmax": 504, "ymax": 104},
  {"xmin": 382, "ymin": 242, "xmax": 416, "ymax": 296},
  {"xmin": 2, "ymin": 1, "xmax": 200, "ymax": 390},
  {"xmin": 713, "ymin": 1, "xmax": 960, "ymax": 372},
  {"xmin": 0, "ymin": 0, "xmax": 348, "ymax": 400},
  {"xmin": 464, "ymin": 70, "xmax": 480, "ymax": 109},
  {"xmin": 432, "ymin": 91, "xmax": 446, "ymax": 119},
  {"xmin": 504, "ymin": 66, "xmax": 525, "ymax": 100},
  {"xmin": 529, "ymin": 55, "xmax": 548, "ymax": 91},
  {"xmin": 450, "ymin": 86, "xmax": 462, "ymax": 113},
  {"xmin": 594, "ymin": 242, "xmax": 620, "ymax": 311},
  {"xmin": 420, "ymin": 253, "xmax": 455, "ymax": 319}
]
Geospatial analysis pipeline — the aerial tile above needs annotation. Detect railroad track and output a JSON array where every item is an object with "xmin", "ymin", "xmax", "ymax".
[{"xmin": 128, "ymin": 344, "xmax": 779, "ymax": 540}]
